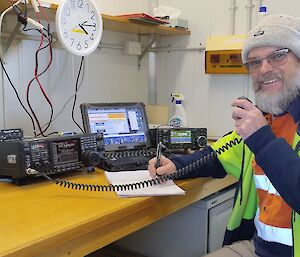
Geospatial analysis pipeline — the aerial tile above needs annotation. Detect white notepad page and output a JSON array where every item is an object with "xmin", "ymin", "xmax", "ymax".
[{"xmin": 105, "ymin": 170, "xmax": 185, "ymax": 198}]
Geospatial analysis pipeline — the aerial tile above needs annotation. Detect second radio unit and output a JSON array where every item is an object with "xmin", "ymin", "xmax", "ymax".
[{"xmin": 156, "ymin": 127, "xmax": 207, "ymax": 150}]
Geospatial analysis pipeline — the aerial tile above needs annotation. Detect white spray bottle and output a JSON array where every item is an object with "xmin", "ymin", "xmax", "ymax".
[{"xmin": 169, "ymin": 93, "xmax": 188, "ymax": 127}]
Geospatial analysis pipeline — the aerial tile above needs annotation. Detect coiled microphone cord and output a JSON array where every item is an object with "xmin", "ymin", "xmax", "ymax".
[
  {"xmin": 30, "ymin": 137, "xmax": 243, "ymax": 192},
  {"xmin": 32, "ymin": 169, "xmax": 177, "ymax": 192}
]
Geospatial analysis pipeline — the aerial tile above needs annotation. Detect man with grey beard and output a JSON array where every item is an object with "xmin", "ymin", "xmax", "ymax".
[{"xmin": 148, "ymin": 14, "xmax": 300, "ymax": 257}]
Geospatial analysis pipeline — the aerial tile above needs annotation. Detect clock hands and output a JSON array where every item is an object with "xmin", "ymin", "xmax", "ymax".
[
  {"xmin": 76, "ymin": 21, "xmax": 96, "ymax": 35},
  {"xmin": 70, "ymin": 21, "xmax": 96, "ymax": 35},
  {"xmin": 80, "ymin": 21, "xmax": 96, "ymax": 29},
  {"xmin": 79, "ymin": 24, "xmax": 88, "ymax": 35}
]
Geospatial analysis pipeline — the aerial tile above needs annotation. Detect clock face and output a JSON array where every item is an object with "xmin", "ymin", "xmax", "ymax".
[{"xmin": 56, "ymin": 0, "xmax": 103, "ymax": 56}]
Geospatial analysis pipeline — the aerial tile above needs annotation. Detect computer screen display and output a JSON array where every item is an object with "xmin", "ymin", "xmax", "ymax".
[
  {"xmin": 81, "ymin": 102, "xmax": 150, "ymax": 151},
  {"xmin": 170, "ymin": 129, "xmax": 192, "ymax": 144}
]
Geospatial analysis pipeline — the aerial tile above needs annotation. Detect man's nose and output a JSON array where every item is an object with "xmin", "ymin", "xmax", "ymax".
[{"xmin": 259, "ymin": 59, "xmax": 274, "ymax": 73}]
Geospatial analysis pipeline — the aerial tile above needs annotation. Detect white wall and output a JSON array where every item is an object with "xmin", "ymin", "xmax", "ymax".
[
  {"xmin": 0, "ymin": 0, "xmax": 150, "ymax": 136},
  {"xmin": 1, "ymin": 0, "xmax": 300, "ymax": 138},
  {"xmin": 155, "ymin": 0, "xmax": 300, "ymax": 137}
]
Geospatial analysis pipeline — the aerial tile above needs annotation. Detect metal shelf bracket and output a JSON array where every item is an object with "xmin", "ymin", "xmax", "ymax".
[{"xmin": 138, "ymin": 35, "xmax": 156, "ymax": 70}]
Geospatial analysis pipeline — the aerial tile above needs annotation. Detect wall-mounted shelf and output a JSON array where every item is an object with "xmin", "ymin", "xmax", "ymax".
[
  {"xmin": 102, "ymin": 14, "xmax": 190, "ymax": 36},
  {"xmin": 0, "ymin": 2, "xmax": 190, "ymax": 36},
  {"xmin": 0, "ymin": 3, "xmax": 190, "ymax": 66}
]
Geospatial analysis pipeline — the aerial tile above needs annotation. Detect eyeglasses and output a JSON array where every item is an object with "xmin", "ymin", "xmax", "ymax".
[{"xmin": 244, "ymin": 48, "xmax": 290, "ymax": 73}]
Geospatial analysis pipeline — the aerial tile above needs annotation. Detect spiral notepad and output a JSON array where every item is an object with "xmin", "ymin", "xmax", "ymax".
[{"xmin": 105, "ymin": 170, "xmax": 185, "ymax": 198}]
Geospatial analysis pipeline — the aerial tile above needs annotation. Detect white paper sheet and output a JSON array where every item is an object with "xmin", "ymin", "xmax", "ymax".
[{"xmin": 105, "ymin": 170, "xmax": 185, "ymax": 198}]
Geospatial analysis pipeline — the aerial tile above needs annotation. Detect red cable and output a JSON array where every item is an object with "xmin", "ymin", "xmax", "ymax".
[
  {"xmin": 34, "ymin": 9, "xmax": 53, "ymax": 106},
  {"xmin": 26, "ymin": 26, "xmax": 46, "ymax": 136},
  {"xmin": 26, "ymin": 10, "xmax": 53, "ymax": 136},
  {"xmin": 36, "ymin": 0, "xmax": 50, "ymax": 23}
]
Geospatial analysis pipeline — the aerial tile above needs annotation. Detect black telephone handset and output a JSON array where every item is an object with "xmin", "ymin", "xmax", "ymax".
[
  {"xmin": 237, "ymin": 96, "xmax": 252, "ymax": 102},
  {"xmin": 235, "ymin": 97, "xmax": 253, "ymax": 121},
  {"xmin": 237, "ymin": 96, "xmax": 252, "ymax": 107}
]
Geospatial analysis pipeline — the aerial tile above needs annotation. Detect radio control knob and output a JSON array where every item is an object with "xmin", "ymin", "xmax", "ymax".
[
  {"xmin": 43, "ymin": 161, "xmax": 51, "ymax": 167},
  {"xmin": 196, "ymin": 136, "xmax": 207, "ymax": 148},
  {"xmin": 96, "ymin": 133, "xmax": 103, "ymax": 141},
  {"xmin": 34, "ymin": 162, "xmax": 42, "ymax": 169},
  {"xmin": 82, "ymin": 151, "xmax": 103, "ymax": 167}
]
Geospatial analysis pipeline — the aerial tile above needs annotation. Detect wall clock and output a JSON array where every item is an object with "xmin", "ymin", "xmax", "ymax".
[{"xmin": 56, "ymin": 0, "xmax": 103, "ymax": 56}]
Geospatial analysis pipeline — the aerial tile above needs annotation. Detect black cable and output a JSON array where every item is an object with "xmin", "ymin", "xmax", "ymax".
[
  {"xmin": 8, "ymin": 2, "xmax": 53, "ymax": 137},
  {"xmin": 0, "ymin": 58, "xmax": 37, "ymax": 133},
  {"xmin": 239, "ymin": 143, "xmax": 246, "ymax": 205},
  {"xmin": 31, "ymin": 138, "xmax": 243, "ymax": 192},
  {"xmin": 35, "ymin": 25, "xmax": 55, "ymax": 137},
  {"xmin": 46, "ymin": 131, "xmax": 60, "ymax": 136},
  {"xmin": 40, "ymin": 54, "xmax": 85, "ymax": 136},
  {"xmin": 33, "ymin": 31, "xmax": 54, "ymax": 136},
  {"xmin": 23, "ymin": 28, "xmax": 53, "ymax": 137},
  {"xmin": 38, "ymin": 171, "xmax": 167, "ymax": 192},
  {"xmin": 12, "ymin": 5, "xmax": 28, "ymax": 26},
  {"xmin": 71, "ymin": 56, "xmax": 85, "ymax": 133},
  {"xmin": 0, "ymin": 4, "xmax": 49, "ymax": 136}
]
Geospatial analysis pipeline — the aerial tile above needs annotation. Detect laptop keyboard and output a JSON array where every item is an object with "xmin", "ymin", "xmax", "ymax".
[
  {"xmin": 104, "ymin": 148, "xmax": 156, "ymax": 159},
  {"xmin": 100, "ymin": 148, "xmax": 156, "ymax": 171}
]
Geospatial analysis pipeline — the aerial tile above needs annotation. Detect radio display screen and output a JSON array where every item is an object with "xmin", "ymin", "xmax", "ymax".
[
  {"xmin": 31, "ymin": 142, "xmax": 47, "ymax": 151},
  {"xmin": 53, "ymin": 139, "xmax": 80, "ymax": 165},
  {"xmin": 170, "ymin": 130, "xmax": 192, "ymax": 144}
]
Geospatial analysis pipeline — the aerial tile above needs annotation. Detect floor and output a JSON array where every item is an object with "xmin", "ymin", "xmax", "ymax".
[{"xmin": 86, "ymin": 244, "xmax": 147, "ymax": 257}]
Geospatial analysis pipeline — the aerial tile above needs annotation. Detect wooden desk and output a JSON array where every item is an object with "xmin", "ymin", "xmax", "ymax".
[{"xmin": 0, "ymin": 169, "xmax": 236, "ymax": 257}]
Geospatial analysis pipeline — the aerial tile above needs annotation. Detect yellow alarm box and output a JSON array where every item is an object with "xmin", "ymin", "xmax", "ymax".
[{"xmin": 205, "ymin": 34, "xmax": 248, "ymax": 74}]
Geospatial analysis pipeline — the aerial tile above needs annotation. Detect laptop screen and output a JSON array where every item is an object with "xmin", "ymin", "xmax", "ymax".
[{"xmin": 80, "ymin": 102, "xmax": 151, "ymax": 151}]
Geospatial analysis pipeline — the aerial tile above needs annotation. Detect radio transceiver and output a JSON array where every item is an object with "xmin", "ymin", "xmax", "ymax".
[
  {"xmin": 0, "ymin": 132, "xmax": 104, "ymax": 185},
  {"xmin": 151, "ymin": 127, "xmax": 207, "ymax": 150}
]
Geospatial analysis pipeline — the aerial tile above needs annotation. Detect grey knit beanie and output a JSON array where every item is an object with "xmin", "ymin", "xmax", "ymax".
[{"xmin": 242, "ymin": 14, "xmax": 300, "ymax": 64}]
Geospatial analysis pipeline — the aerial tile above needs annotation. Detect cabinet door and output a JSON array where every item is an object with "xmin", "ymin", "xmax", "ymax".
[{"xmin": 208, "ymin": 197, "xmax": 234, "ymax": 252}]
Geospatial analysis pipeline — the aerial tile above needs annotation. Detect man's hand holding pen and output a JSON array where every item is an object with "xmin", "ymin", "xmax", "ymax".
[{"xmin": 148, "ymin": 142, "xmax": 177, "ymax": 178}]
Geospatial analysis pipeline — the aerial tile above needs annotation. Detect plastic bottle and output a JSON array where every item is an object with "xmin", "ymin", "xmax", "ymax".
[
  {"xmin": 257, "ymin": 6, "xmax": 267, "ymax": 23},
  {"xmin": 169, "ymin": 93, "xmax": 188, "ymax": 128}
]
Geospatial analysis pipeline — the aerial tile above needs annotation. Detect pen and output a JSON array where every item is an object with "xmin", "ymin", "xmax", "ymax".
[{"xmin": 155, "ymin": 141, "xmax": 162, "ymax": 169}]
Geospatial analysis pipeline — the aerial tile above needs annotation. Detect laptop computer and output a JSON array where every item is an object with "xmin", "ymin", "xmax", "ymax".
[{"xmin": 80, "ymin": 102, "xmax": 156, "ymax": 171}]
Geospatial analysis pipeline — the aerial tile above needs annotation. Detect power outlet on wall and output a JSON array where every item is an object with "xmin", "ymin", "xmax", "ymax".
[{"xmin": 123, "ymin": 41, "xmax": 142, "ymax": 55}]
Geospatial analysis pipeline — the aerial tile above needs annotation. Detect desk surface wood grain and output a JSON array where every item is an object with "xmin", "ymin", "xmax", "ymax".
[{"xmin": 0, "ymin": 169, "xmax": 237, "ymax": 257}]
